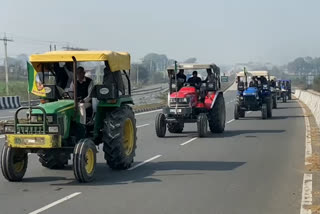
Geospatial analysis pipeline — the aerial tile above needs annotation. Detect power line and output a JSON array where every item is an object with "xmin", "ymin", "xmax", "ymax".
[{"xmin": 0, "ymin": 33, "xmax": 14, "ymax": 96}]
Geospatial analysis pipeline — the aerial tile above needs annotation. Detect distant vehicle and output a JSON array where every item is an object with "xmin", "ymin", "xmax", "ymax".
[
  {"xmin": 155, "ymin": 63, "xmax": 225, "ymax": 138},
  {"xmin": 234, "ymin": 70, "xmax": 273, "ymax": 120},
  {"xmin": 278, "ymin": 80, "xmax": 292, "ymax": 102}
]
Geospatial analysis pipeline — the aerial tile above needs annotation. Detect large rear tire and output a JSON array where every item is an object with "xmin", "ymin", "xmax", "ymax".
[
  {"xmin": 38, "ymin": 151, "xmax": 68, "ymax": 169},
  {"xmin": 73, "ymin": 139, "xmax": 97, "ymax": 183},
  {"xmin": 167, "ymin": 122, "xmax": 184, "ymax": 133},
  {"xmin": 261, "ymin": 103, "xmax": 267, "ymax": 119},
  {"xmin": 103, "ymin": 105, "xmax": 137, "ymax": 170},
  {"xmin": 239, "ymin": 110, "xmax": 245, "ymax": 118},
  {"xmin": 155, "ymin": 113, "xmax": 166, "ymax": 137},
  {"xmin": 197, "ymin": 113, "xmax": 208, "ymax": 137},
  {"xmin": 209, "ymin": 95, "xmax": 226, "ymax": 133},
  {"xmin": 1, "ymin": 145, "xmax": 28, "ymax": 182}
]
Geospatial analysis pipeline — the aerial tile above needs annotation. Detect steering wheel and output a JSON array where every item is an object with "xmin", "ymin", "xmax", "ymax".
[{"xmin": 62, "ymin": 92, "xmax": 72, "ymax": 99}]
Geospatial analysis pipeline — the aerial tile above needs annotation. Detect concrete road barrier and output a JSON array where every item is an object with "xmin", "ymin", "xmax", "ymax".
[
  {"xmin": 0, "ymin": 96, "xmax": 21, "ymax": 109},
  {"xmin": 295, "ymin": 89, "xmax": 320, "ymax": 127}
]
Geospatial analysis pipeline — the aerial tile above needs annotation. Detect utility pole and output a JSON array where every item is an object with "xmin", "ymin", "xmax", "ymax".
[{"xmin": 0, "ymin": 33, "xmax": 14, "ymax": 96}]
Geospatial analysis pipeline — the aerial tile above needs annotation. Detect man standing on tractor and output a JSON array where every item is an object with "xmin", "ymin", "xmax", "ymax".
[
  {"xmin": 203, "ymin": 69, "xmax": 215, "ymax": 83},
  {"xmin": 69, "ymin": 66, "xmax": 94, "ymax": 124},
  {"xmin": 187, "ymin": 70, "xmax": 202, "ymax": 88},
  {"xmin": 103, "ymin": 61, "xmax": 125, "ymax": 94},
  {"xmin": 55, "ymin": 62, "xmax": 74, "ymax": 91}
]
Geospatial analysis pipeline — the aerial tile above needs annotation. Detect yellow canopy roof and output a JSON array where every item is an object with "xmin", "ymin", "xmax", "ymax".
[
  {"xmin": 30, "ymin": 51, "xmax": 130, "ymax": 72},
  {"xmin": 270, "ymin": 75, "xmax": 277, "ymax": 80}
]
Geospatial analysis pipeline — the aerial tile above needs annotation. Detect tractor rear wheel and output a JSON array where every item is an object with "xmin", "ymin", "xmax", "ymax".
[
  {"xmin": 267, "ymin": 99, "xmax": 272, "ymax": 118},
  {"xmin": 239, "ymin": 110, "xmax": 245, "ymax": 118},
  {"xmin": 197, "ymin": 113, "xmax": 208, "ymax": 137},
  {"xmin": 167, "ymin": 122, "xmax": 184, "ymax": 133},
  {"xmin": 38, "ymin": 151, "xmax": 68, "ymax": 169},
  {"xmin": 209, "ymin": 95, "xmax": 226, "ymax": 133},
  {"xmin": 1, "ymin": 145, "xmax": 28, "ymax": 182},
  {"xmin": 155, "ymin": 113, "xmax": 166, "ymax": 137},
  {"xmin": 272, "ymin": 96, "xmax": 277, "ymax": 109},
  {"xmin": 73, "ymin": 138, "xmax": 97, "ymax": 183},
  {"xmin": 234, "ymin": 104, "xmax": 239, "ymax": 120},
  {"xmin": 261, "ymin": 103, "xmax": 267, "ymax": 119},
  {"xmin": 103, "ymin": 105, "xmax": 137, "ymax": 170}
]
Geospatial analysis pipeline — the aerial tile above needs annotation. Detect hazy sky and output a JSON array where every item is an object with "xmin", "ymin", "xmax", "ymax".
[{"xmin": 1, "ymin": 0, "xmax": 320, "ymax": 65}]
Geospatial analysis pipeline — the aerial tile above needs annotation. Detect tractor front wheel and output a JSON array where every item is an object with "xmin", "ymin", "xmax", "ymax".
[
  {"xmin": 155, "ymin": 113, "xmax": 167, "ymax": 137},
  {"xmin": 234, "ymin": 104, "xmax": 239, "ymax": 120},
  {"xmin": 261, "ymin": 103, "xmax": 267, "ymax": 119},
  {"xmin": 1, "ymin": 145, "xmax": 28, "ymax": 182},
  {"xmin": 267, "ymin": 99, "xmax": 272, "ymax": 118},
  {"xmin": 197, "ymin": 113, "xmax": 208, "ymax": 137},
  {"xmin": 73, "ymin": 138, "xmax": 97, "ymax": 183},
  {"xmin": 103, "ymin": 105, "xmax": 137, "ymax": 170}
]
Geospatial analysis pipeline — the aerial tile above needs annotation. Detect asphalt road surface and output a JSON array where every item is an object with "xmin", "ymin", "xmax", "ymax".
[{"xmin": 0, "ymin": 86, "xmax": 305, "ymax": 214}]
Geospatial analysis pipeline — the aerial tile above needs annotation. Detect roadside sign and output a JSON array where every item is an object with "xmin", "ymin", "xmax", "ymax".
[{"xmin": 221, "ymin": 76, "xmax": 229, "ymax": 82}]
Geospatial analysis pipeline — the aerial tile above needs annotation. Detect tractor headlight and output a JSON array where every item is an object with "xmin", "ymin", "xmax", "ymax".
[
  {"xmin": 47, "ymin": 116, "xmax": 54, "ymax": 123},
  {"xmin": 263, "ymin": 84, "xmax": 268, "ymax": 89},
  {"xmin": 240, "ymin": 96, "xmax": 244, "ymax": 100},
  {"xmin": 182, "ymin": 98, "xmax": 188, "ymax": 102},
  {"xmin": 4, "ymin": 125, "xmax": 14, "ymax": 133},
  {"xmin": 30, "ymin": 115, "xmax": 39, "ymax": 123},
  {"xmin": 48, "ymin": 126, "xmax": 59, "ymax": 134},
  {"xmin": 170, "ymin": 98, "xmax": 175, "ymax": 103}
]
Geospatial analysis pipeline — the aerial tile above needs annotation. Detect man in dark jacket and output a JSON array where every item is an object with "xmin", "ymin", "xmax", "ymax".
[{"xmin": 187, "ymin": 71, "xmax": 202, "ymax": 88}]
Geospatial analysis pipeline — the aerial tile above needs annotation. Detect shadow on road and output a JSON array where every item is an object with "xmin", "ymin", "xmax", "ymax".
[
  {"xmin": 210, "ymin": 129, "xmax": 285, "ymax": 138},
  {"xmin": 49, "ymin": 160, "xmax": 246, "ymax": 186}
]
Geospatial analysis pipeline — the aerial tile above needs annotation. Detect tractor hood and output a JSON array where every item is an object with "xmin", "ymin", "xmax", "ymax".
[
  {"xmin": 33, "ymin": 100, "xmax": 74, "ymax": 114},
  {"xmin": 243, "ymin": 87, "xmax": 258, "ymax": 96},
  {"xmin": 170, "ymin": 87, "xmax": 197, "ymax": 98}
]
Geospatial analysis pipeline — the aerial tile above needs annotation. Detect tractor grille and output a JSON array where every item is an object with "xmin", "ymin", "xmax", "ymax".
[
  {"xmin": 17, "ymin": 125, "xmax": 45, "ymax": 134},
  {"xmin": 244, "ymin": 96, "xmax": 257, "ymax": 104}
]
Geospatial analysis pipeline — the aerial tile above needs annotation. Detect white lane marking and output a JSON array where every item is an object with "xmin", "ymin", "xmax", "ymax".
[
  {"xmin": 180, "ymin": 137, "xmax": 198, "ymax": 146},
  {"xmin": 226, "ymin": 119, "xmax": 235, "ymax": 124},
  {"xmin": 28, "ymin": 192, "xmax": 82, "ymax": 214},
  {"xmin": 300, "ymin": 174, "xmax": 312, "ymax": 214},
  {"xmin": 302, "ymin": 107, "xmax": 312, "ymax": 165},
  {"xmin": 135, "ymin": 109, "xmax": 162, "ymax": 116},
  {"xmin": 0, "ymin": 116, "xmax": 13, "ymax": 119},
  {"xmin": 137, "ymin": 123, "xmax": 150, "ymax": 128},
  {"xmin": 128, "ymin": 155, "xmax": 162, "ymax": 170}
]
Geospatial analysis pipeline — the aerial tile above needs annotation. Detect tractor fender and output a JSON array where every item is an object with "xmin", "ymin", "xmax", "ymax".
[{"xmin": 210, "ymin": 91, "xmax": 223, "ymax": 109}]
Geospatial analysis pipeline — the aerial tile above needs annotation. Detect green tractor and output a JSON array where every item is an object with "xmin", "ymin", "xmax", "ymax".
[{"xmin": 1, "ymin": 51, "xmax": 137, "ymax": 182}]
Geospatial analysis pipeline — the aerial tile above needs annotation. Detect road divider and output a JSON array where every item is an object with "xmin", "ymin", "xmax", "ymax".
[{"xmin": 295, "ymin": 89, "xmax": 320, "ymax": 128}]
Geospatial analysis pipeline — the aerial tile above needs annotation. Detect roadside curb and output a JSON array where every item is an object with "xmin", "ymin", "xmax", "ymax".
[{"xmin": 296, "ymin": 98, "xmax": 320, "ymax": 214}]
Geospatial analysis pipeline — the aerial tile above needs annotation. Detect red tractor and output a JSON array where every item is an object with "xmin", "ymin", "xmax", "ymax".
[{"xmin": 155, "ymin": 63, "xmax": 226, "ymax": 137}]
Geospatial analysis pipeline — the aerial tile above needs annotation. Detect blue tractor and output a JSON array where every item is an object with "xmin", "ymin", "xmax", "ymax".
[
  {"xmin": 278, "ymin": 80, "xmax": 291, "ymax": 102},
  {"xmin": 234, "ymin": 71, "xmax": 273, "ymax": 120}
]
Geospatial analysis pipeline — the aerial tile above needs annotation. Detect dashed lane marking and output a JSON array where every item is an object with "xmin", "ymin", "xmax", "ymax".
[
  {"xmin": 128, "ymin": 155, "xmax": 162, "ymax": 170},
  {"xmin": 180, "ymin": 137, "xmax": 198, "ymax": 146},
  {"xmin": 28, "ymin": 192, "xmax": 82, "ymax": 214},
  {"xmin": 135, "ymin": 109, "xmax": 162, "ymax": 116},
  {"xmin": 137, "ymin": 123, "xmax": 150, "ymax": 128}
]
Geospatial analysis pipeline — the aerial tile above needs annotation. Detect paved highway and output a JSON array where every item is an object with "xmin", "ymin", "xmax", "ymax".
[{"xmin": 0, "ymin": 85, "xmax": 306, "ymax": 214}]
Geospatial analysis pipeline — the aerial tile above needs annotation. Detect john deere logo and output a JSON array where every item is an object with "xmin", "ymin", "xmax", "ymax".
[
  {"xmin": 100, "ymin": 88, "xmax": 109, "ymax": 95},
  {"xmin": 44, "ymin": 87, "xmax": 52, "ymax": 94}
]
